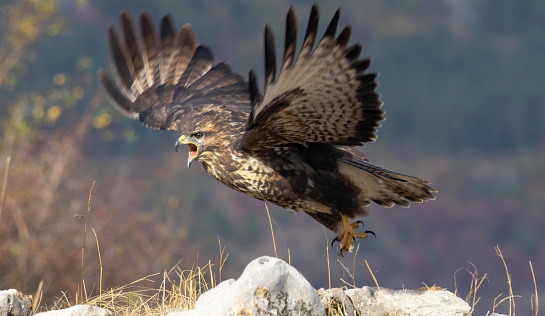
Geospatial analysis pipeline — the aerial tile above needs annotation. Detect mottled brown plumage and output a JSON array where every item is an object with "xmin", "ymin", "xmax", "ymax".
[{"xmin": 99, "ymin": 5, "xmax": 436, "ymax": 256}]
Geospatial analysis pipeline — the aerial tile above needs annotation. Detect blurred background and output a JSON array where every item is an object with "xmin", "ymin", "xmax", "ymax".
[{"xmin": 0, "ymin": 0, "xmax": 543, "ymax": 314}]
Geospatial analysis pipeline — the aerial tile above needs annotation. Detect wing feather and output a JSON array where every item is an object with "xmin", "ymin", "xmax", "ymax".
[
  {"xmin": 281, "ymin": 7, "xmax": 297, "ymax": 71},
  {"xmin": 97, "ymin": 69, "xmax": 136, "ymax": 118},
  {"xmin": 139, "ymin": 13, "xmax": 160, "ymax": 88},
  {"xmin": 249, "ymin": 70, "xmax": 262, "ymax": 108},
  {"xmin": 106, "ymin": 25, "xmax": 135, "ymax": 102},
  {"xmin": 172, "ymin": 24, "xmax": 198, "ymax": 83},
  {"xmin": 99, "ymin": 12, "xmax": 248, "ymax": 130},
  {"xmin": 120, "ymin": 11, "xmax": 144, "ymax": 94},
  {"xmin": 188, "ymin": 62, "xmax": 235, "ymax": 92},
  {"xmin": 320, "ymin": 9, "xmax": 339, "ymax": 43},
  {"xmin": 300, "ymin": 4, "xmax": 319, "ymax": 58},
  {"xmin": 242, "ymin": 5, "xmax": 384, "ymax": 152},
  {"xmin": 159, "ymin": 14, "xmax": 176, "ymax": 85},
  {"xmin": 177, "ymin": 45, "xmax": 214, "ymax": 87},
  {"xmin": 264, "ymin": 25, "xmax": 276, "ymax": 91}
]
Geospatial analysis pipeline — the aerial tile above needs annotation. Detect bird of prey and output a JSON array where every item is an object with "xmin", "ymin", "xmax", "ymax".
[{"xmin": 98, "ymin": 5, "xmax": 436, "ymax": 256}]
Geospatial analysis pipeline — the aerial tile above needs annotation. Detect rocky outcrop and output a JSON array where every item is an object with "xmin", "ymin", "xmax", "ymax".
[
  {"xmin": 319, "ymin": 285, "xmax": 471, "ymax": 316},
  {"xmin": 0, "ymin": 289, "xmax": 32, "ymax": 316},
  {"xmin": 169, "ymin": 256, "xmax": 471, "ymax": 316},
  {"xmin": 167, "ymin": 256, "xmax": 324, "ymax": 316},
  {"xmin": 2, "ymin": 256, "xmax": 477, "ymax": 316},
  {"xmin": 318, "ymin": 288, "xmax": 358, "ymax": 315},
  {"xmin": 343, "ymin": 286, "xmax": 470, "ymax": 315},
  {"xmin": 0, "ymin": 290, "xmax": 111, "ymax": 316},
  {"xmin": 35, "ymin": 305, "xmax": 112, "ymax": 316}
]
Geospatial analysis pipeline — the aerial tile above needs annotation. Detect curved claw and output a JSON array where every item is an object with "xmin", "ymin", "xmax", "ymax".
[
  {"xmin": 351, "ymin": 230, "xmax": 376, "ymax": 243},
  {"xmin": 331, "ymin": 218, "xmax": 376, "ymax": 257},
  {"xmin": 331, "ymin": 236, "xmax": 341, "ymax": 248},
  {"xmin": 350, "ymin": 230, "xmax": 377, "ymax": 245}
]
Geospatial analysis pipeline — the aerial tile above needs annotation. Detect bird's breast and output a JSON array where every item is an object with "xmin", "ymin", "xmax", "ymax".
[{"xmin": 202, "ymin": 151, "xmax": 297, "ymax": 203}]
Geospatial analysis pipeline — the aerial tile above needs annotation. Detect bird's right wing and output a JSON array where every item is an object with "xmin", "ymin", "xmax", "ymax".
[{"xmin": 240, "ymin": 5, "xmax": 384, "ymax": 153}]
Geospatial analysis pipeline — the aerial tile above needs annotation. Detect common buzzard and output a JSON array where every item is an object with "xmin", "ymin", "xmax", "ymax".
[{"xmin": 98, "ymin": 5, "xmax": 436, "ymax": 256}]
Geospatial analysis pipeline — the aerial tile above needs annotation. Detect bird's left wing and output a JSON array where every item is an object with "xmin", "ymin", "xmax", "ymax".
[
  {"xmin": 98, "ymin": 12, "xmax": 249, "ymax": 131},
  {"xmin": 241, "ymin": 5, "xmax": 384, "ymax": 152}
]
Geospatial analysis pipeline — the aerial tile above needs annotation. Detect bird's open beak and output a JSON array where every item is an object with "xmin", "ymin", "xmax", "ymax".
[{"xmin": 175, "ymin": 135, "xmax": 199, "ymax": 168}]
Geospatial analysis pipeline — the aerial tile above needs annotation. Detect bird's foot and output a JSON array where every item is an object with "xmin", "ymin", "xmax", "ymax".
[{"xmin": 331, "ymin": 216, "xmax": 376, "ymax": 257}]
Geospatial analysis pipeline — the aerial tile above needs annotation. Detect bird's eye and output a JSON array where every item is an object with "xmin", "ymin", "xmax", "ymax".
[{"xmin": 193, "ymin": 132, "xmax": 204, "ymax": 139}]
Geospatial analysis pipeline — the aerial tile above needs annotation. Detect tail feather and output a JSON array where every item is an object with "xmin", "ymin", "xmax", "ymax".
[{"xmin": 338, "ymin": 157, "xmax": 436, "ymax": 209}]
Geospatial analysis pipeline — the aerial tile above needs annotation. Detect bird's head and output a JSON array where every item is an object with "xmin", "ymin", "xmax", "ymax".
[
  {"xmin": 171, "ymin": 107, "xmax": 220, "ymax": 168},
  {"xmin": 171, "ymin": 105, "xmax": 246, "ymax": 167},
  {"xmin": 175, "ymin": 131, "xmax": 207, "ymax": 167},
  {"xmin": 172, "ymin": 111, "xmax": 238, "ymax": 167}
]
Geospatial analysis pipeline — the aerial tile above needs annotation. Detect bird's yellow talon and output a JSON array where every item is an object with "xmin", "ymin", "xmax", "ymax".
[{"xmin": 334, "ymin": 216, "xmax": 373, "ymax": 257}]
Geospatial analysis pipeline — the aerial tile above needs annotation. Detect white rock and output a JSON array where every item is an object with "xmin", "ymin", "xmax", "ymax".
[
  {"xmin": 0, "ymin": 289, "xmax": 32, "ymax": 316},
  {"xmin": 168, "ymin": 256, "xmax": 325, "ymax": 316},
  {"xmin": 318, "ymin": 288, "xmax": 357, "ymax": 316},
  {"xmin": 345, "ymin": 286, "xmax": 471, "ymax": 316},
  {"xmin": 34, "ymin": 305, "xmax": 112, "ymax": 316}
]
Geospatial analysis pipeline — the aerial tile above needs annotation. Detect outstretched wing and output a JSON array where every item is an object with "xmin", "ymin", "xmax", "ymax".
[
  {"xmin": 241, "ymin": 4, "xmax": 384, "ymax": 152},
  {"xmin": 98, "ymin": 12, "xmax": 249, "ymax": 131}
]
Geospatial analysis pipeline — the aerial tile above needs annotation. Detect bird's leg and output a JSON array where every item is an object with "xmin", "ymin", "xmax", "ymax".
[{"xmin": 332, "ymin": 215, "xmax": 376, "ymax": 257}]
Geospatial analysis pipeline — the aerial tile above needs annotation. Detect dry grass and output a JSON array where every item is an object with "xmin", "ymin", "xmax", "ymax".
[
  {"xmin": 491, "ymin": 245, "xmax": 519, "ymax": 315},
  {"xmin": 451, "ymin": 245, "xmax": 540, "ymax": 316},
  {"xmin": 454, "ymin": 262, "xmax": 488, "ymax": 314},
  {"xmin": 42, "ymin": 233, "xmax": 221, "ymax": 315},
  {"xmin": 265, "ymin": 204, "xmax": 277, "ymax": 258},
  {"xmin": 530, "ymin": 261, "xmax": 540, "ymax": 316},
  {"xmin": 323, "ymin": 239, "xmax": 540, "ymax": 316},
  {"xmin": 488, "ymin": 245, "xmax": 539, "ymax": 316},
  {"xmin": 49, "ymin": 264, "xmax": 216, "ymax": 315},
  {"xmin": 0, "ymin": 156, "xmax": 10, "ymax": 219},
  {"xmin": 32, "ymin": 203, "xmax": 540, "ymax": 315},
  {"xmin": 31, "ymin": 183, "xmax": 225, "ymax": 315}
]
